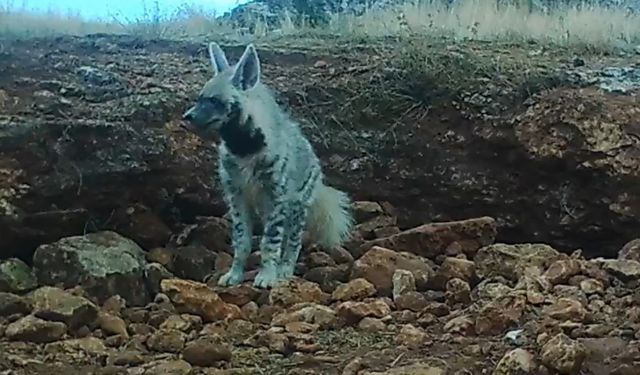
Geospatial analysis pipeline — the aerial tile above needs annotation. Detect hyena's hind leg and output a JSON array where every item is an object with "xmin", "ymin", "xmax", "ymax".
[
  {"xmin": 279, "ymin": 170, "xmax": 320, "ymax": 280},
  {"xmin": 278, "ymin": 199, "xmax": 312, "ymax": 279}
]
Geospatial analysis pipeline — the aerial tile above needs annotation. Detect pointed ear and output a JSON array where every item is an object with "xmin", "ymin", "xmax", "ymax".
[
  {"xmin": 231, "ymin": 44, "xmax": 260, "ymax": 91},
  {"xmin": 208, "ymin": 42, "xmax": 230, "ymax": 76}
]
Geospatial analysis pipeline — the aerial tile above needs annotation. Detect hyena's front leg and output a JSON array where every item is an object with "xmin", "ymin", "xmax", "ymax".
[
  {"xmin": 254, "ymin": 158, "xmax": 290, "ymax": 289},
  {"xmin": 217, "ymin": 197, "xmax": 253, "ymax": 286},
  {"xmin": 217, "ymin": 159, "xmax": 253, "ymax": 287}
]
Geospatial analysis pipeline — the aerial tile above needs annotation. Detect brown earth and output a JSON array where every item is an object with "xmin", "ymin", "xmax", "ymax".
[
  {"xmin": 1, "ymin": 34, "xmax": 640, "ymax": 374},
  {"xmin": 1, "ymin": 34, "xmax": 640, "ymax": 260}
]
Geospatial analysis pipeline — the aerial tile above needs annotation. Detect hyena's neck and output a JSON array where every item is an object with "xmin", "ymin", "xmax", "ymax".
[{"xmin": 219, "ymin": 102, "xmax": 267, "ymax": 158}]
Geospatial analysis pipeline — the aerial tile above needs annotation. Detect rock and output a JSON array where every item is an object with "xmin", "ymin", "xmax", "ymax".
[
  {"xmin": 97, "ymin": 311, "xmax": 128, "ymax": 337},
  {"xmin": 224, "ymin": 319, "xmax": 257, "ymax": 342},
  {"xmin": 579, "ymin": 278, "xmax": 604, "ymax": 295},
  {"xmin": 110, "ymin": 203, "xmax": 172, "ymax": 250},
  {"xmin": 332, "ymin": 278, "xmax": 376, "ymax": 301},
  {"xmin": 392, "ymin": 269, "xmax": 416, "ymax": 300},
  {"xmin": 539, "ymin": 333, "xmax": 586, "ymax": 374},
  {"xmin": 416, "ymin": 311, "xmax": 437, "ymax": 328},
  {"xmin": 215, "ymin": 284, "xmax": 260, "ymax": 306},
  {"xmin": 0, "ymin": 292, "xmax": 32, "ymax": 317},
  {"xmin": 355, "ymin": 215, "xmax": 397, "ymax": 241},
  {"xmin": 363, "ymin": 362, "xmax": 445, "ymax": 375},
  {"xmin": 147, "ymin": 247, "xmax": 174, "ymax": 268},
  {"xmin": 393, "ymin": 310, "xmax": 418, "ymax": 324},
  {"xmin": 160, "ymin": 314, "xmax": 201, "ymax": 332},
  {"xmin": 5, "ymin": 315, "xmax": 67, "ymax": 343},
  {"xmin": 285, "ymin": 321, "xmax": 318, "ymax": 334},
  {"xmin": 160, "ymin": 279, "xmax": 243, "ymax": 322},
  {"xmin": 303, "ymin": 265, "xmax": 349, "ymax": 293},
  {"xmin": 474, "ymin": 281, "xmax": 514, "ymax": 301},
  {"xmin": 618, "ymin": 239, "xmax": 640, "ymax": 262},
  {"xmin": 306, "ymin": 251, "xmax": 336, "ymax": 268},
  {"xmin": 145, "ymin": 262, "xmax": 175, "ymax": 296},
  {"xmin": 492, "ymin": 348, "xmax": 535, "ymax": 375},
  {"xmin": 475, "ymin": 243, "xmax": 561, "ymax": 282},
  {"xmin": 182, "ymin": 335, "xmax": 233, "ymax": 366},
  {"xmin": 241, "ymin": 301, "xmax": 259, "ymax": 321},
  {"xmin": 359, "ymin": 217, "xmax": 497, "ymax": 258},
  {"xmin": 170, "ymin": 245, "xmax": 217, "ymax": 282},
  {"xmin": 244, "ymin": 327, "xmax": 292, "ymax": 354},
  {"xmin": 445, "ymin": 278, "xmax": 471, "ymax": 305},
  {"xmin": 431, "ymin": 257, "xmax": 476, "ymax": 289},
  {"xmin": 144, "ymin": 359, "xmax": 192, "ymax": 375},
  {"xmin": 544, "ymin": 298, "xmax": 589, "ymax": 323},
  {"xmin": 396, "ymin": 324, "xmax": 427, "ymax": 349},
  {"xmin": 254, "ymin": 304, "xmax": 281, "ymax": 325},
  {"xmin": 358, "ymin": 317, "xmax": 386, "ymax": 332},
  {"xmin": 174, "ymin": 216, "xmax": 231, "ymax": 254},
  {"xmin": 327, "ymin": 246, "xmax": 354, "ymax": 265},
  {"xmin": 268, "ymin": 279, "xmax": 330, "ymax": 307},
  {"xmin": 444, "ymin": 315, "xmax": 474, "ymax": 335},
  {"xmin": 343, "ymin": 357, "xmax": 365, "ymax": 375},
  {"xmin": 32, "ymin": 231, "xmax": 150, "ymax": 306},
  {"xmin": 422, "ymin": 301, "xmax": 450, "ymax": 317},
  {"xmin": 600, "ymin": 259, "xmax": 640, "ymax": 282},
  {"xmin": 102, "ymin": 295, "xmax": 127, "ymax": 315},
  {"xmin": 44, "ymin": 336, "xmax": 107, "ymax": 355},
  {"xmin": 30, "ymin": 286, "xmax": 98, "ymax": 329},
  {"xmin": 350, "ymin": 246, "xmax": 434, "ymax": 296},
  {"xmin": 353, "ymin": 201, "xmax": 385, "ymax": 223},
  {"xmin": 111, "ymin": 350, "xmax": 145, "ymax": 366},
  {"xmin": 475, "ymin": 294, "xmax": 527, "ymax": 335},
  {"xmin": 147, "ymin": 328, "xmax": 187, "ymax": 353},
  {"xmin": 0, "ymin": 258, "xmax": 38, "ymax": 293},
  {"xmin": 336, "ymin": 299, "xmax": 392, "ymax": 325},
  {"xmin": 271, "ymin": 303, "xmax": 337, "ymax": 329},
  {"xmin": 373, "ymin": 226, "xmax": 401, "ymax": 239},
  {"xmin": 543, "ymin": 259, "xmax": 582, "ymax": 285},
  {"xmin": 395, "ymin": 291, "xmax": 428, "ymax": 312}
]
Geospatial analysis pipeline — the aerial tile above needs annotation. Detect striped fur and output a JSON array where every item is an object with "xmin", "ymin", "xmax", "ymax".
[{"xmin": 183, "ymin": 42, "xmax": 355, "ymax": 288}]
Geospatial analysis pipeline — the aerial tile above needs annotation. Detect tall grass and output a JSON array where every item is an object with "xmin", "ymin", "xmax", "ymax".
[{"xmin": 0, "ymin": 0, "xmax": 638, "ymax": 50}]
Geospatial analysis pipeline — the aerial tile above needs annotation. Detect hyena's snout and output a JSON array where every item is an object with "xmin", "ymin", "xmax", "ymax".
[
  {"xmin": 182, "ymin": 105, "xmax": 199, "ymax": 123},
  {"xmin": 182, "ymin": 101, "xmax": 226, "ymax": 133},
  {"xmin": 182, "ymin": 104, "xmax": 211, "ymax": 132}
]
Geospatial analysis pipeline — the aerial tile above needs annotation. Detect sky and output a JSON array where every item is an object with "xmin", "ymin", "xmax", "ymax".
[{"xmin": 13, "ymin": 0, "xmax": 248, "ymax": 20}]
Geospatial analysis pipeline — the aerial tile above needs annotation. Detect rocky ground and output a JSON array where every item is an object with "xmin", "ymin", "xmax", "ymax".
[
  {"xmin": 1, "ymin": 33, "xmax": 640, "ymax": 374},
  {"xmin": 2, "ymin": 203, "xmax": 640, "ymax": 374}
]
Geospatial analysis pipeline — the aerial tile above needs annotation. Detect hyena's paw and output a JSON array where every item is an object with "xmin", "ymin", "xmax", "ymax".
[
  {"xmin": 278, "ymin": 262, "xmax": 295, "ymax": 280},
  {"xmin": 217, "ymin": 267, "xmax": 244, "ymax": 287},
  {"xmin": 253, "ymin": 264, "xmax": 281, "ymax": 289}
]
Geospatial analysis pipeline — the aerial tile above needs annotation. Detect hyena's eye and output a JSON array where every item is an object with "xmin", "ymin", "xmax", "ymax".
[{"xmin": 203, "ymin": 97, "xmax": 225, "ymax": 111}]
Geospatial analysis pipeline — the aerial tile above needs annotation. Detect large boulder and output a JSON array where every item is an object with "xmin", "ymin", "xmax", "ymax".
[{"xmin": 32, "ymin": 231, "xmax": 149, "ymax": 306}]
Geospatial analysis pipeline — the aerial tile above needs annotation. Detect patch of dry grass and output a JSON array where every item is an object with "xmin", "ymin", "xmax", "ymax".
[
  {"xmin": 330, "ymin": 0, "xmax": 639, "ymax": 49},
  {"xmin": 0, "ymin": 0, "xmax": 639, "ymax": 51}
]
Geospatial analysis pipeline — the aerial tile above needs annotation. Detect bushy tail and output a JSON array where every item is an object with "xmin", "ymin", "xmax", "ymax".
[{"xmin": 306, "ymin": 182, "xmax": 355, "ymax": 249}]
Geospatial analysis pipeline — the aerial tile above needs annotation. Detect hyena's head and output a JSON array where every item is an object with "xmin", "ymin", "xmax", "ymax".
[{"xmin": 182, "ymin": 42, "xmax": 261, "ymax": 133}]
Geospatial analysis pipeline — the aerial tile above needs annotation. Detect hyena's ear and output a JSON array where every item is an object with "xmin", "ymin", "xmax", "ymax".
[
  {"xmin": 231, "ymin": 44, "xmax": 260, "ymax": 91},
  {"xmin": 209, "ymin": 42, "xmax": 230, "ymax": 76}
]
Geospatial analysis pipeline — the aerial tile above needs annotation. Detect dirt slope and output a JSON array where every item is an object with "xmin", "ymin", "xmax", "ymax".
[{"xmin": 1, "ymin": 35, "xmax": 639, "ymax": 258}]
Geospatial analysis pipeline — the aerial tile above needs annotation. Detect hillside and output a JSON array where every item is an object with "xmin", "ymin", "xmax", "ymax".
[{"xmin": 1, "ymin": 1, "xmax": 640, "ymax": 374}]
